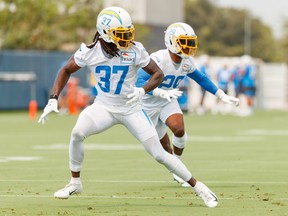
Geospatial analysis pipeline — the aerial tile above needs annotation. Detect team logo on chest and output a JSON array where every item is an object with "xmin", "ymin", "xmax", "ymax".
[
  {"xmin": 120, "ymin": 52, "xmax": 136, "ymax": 64},
  {"xmin": 181, "ymin": 64, "xmax": 192, "ymax": 74}
]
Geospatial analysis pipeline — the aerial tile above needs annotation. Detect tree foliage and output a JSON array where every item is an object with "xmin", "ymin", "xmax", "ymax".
[
  {"xmin": 0, "ymin": 0, "xmax": 286, "ymax": 62},
  {"xmin": 0, "ymin": 0, "xmax": 103, "ymax": 51},
  {"xmin": 185, "ymin": 0, "xmax": 280, "ymax": 62},
  {"xmin": 279, "ymin": 20, "xmax": 288, "ymax": 62}
]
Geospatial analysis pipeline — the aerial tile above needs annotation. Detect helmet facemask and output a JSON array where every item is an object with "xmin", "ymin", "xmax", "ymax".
[
  {"xmin": 108, "ymin": 26, "xmax": 135, "ymax": 50},
  {"xmin": 173, "ymin": 35, "xmax": 198, "ymax": 57}
]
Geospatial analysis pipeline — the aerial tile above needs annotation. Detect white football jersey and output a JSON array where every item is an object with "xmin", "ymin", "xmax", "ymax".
[
  {"xmin": 74, "ymin": 41, "xmax": 150, "ymax": 112},
  {"xmin": 142, "ymin": 49, "xmax": 197, "ymax": 109}
]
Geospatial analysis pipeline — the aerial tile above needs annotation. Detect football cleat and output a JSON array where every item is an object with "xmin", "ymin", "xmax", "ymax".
[
  {"xmin": 193, "ymin": 181, "xmax": 218, "ymax": 208},
  {"xmin": 54, "ymin": 182, "xmax": 83, "ymax": 199}
]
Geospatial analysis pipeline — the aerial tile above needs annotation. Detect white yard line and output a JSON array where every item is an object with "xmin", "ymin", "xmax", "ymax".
[
  {"xmin": 32, "ymin": 135, "xmax": 263, "ymax": 151},
  {"xmin": 237, "ymin": 129, "xmax": 288, "ymax": 136},
  {"xmin": 187, "ymin": 136, "xmax": 263, "ymax": 142},
  {"xmin": 0, "ymin": 179, "xmax": 287, "ymax": 184},
  {"xmin": 0, "ymin": 156, "xmax": 42, "ymax": 163},
  {"xmin": 0, "ymin": 194, "xmax": 287, "ymax": 201},
  {"xmin": 33, "ymin": 143, "xmax": 143, "ymax": 150}
]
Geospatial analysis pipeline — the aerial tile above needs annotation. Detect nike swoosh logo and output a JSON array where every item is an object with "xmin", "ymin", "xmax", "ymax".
[
  {"xmin": 209, "ymin": 192, "xmax": 218, "ymax": 202},
  {"xmin": 69, "ymin": 188, "xmax": 78, "ymax": 195}
]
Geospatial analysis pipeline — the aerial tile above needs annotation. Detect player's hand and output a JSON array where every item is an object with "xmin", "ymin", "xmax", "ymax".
[
  {"xmin": 167, "ymin": 88, "xmax": 183, "ymax": 100},
  {"xmin": 126, "ymin": 85, "xmax": 145, "ymax": 105},
  {"xmin": 216, "ymin": 89, "xmax": 240, "ymax": 106},
  {"xmin": 153, "ymin": 88, "xmax": 183, "ymax": 102},
  {"xmin": 38, "ymin": 99, "xmax": 59, "ymax": 124}
]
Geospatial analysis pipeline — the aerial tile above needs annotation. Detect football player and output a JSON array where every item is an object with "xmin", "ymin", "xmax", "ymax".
[
  {"xmin": 136, "ymin": 22, "xmax": 239, "ymax": 187},
  {"xmin": 38, "ymin": 8, "xmax": 218, "ymax": 207}
]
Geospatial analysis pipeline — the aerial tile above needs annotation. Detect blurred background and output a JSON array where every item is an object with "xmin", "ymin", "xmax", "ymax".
[{"xmin": 0, "ymin": 0, "xmax": 287, "ymax": 117}]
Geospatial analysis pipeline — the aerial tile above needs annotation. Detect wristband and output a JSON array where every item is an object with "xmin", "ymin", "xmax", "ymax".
[{"xmin": 49, "ymin": 94, "xmax": 58, "ymax": 100}]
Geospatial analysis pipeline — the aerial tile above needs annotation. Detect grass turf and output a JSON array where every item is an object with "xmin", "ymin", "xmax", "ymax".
[{"xmin": 0, "ymin": 110, "xmax": 287, "ymax": 215}]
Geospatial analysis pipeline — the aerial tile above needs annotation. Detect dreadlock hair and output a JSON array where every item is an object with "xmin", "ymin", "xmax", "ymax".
[{"xmin": 86, "ymin": 32, "xmax": 120, "ymax": 57}]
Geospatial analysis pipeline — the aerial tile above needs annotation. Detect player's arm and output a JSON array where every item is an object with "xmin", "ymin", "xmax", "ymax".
[
  {"xmin": 141, "ymin": 58, "xmax": 164, "ymax": 93},
  {"xmin": 50, "ymin": 55, "xmax": 81, "ymax": 97},
  {"xmin": 135, "ymin": 68, "xmax": 151, "ymax": 88},
  {"xmin": 136, "ymin": 60, "xmax": 183, "ymax": 102},
  {"xmin": 38, "ymin": 55, "xmax": 81, "ymax": 124},
  {"xmin": 187, "ymin": 68, "xmax": 218, "ymax": 94},
  {"xmin": 136, "ymin": 62, "xmax": 182, "ymax": 102},
  {"xmin": 127, "ymin": 59, "xmax": 164, "ymax": 104},
  {"xmin": 187, "ymin": 69, "xmax": 239, "ymax": 106}
]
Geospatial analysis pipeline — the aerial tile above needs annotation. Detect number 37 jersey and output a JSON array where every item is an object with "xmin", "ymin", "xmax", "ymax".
[{"xmin": 74, "ymin": 41, "xmax": 150, "ymax": 110}]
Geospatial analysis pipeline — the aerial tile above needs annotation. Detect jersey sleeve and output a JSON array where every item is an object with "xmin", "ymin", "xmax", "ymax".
[
  {"xmin": 150, "ymin": 52, "xmax": 165, "ymax": 69},
  {"xmin": 73, "ymin": 43, "xmax": 89, "ymax": 67},
  {"xmin": 135, "ymin": 42, "xmax": 150, "ymax": 68},
  {"xmin": 187, "ymin": 68, "xmax": 218, "ymax": 94}
]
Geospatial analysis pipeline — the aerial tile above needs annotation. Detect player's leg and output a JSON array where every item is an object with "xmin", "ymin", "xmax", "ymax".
[
  {"xmin": 160, "ymin": 101, "xmax": 187, "ymax": 160},
  {"xmin": 156, "ymin": 136, "xmax": 218, "ymax": 207},
  {"xmin": 144, "ymin": 109, "xmax": 173, "ymax": 153},
  {"xmin": 123, "ymin": 110, "xmax": 218, "ymax": 207},
  {"xmin": 165, "ymin": 113, "xmax": 187, "ymax": 156},
  {"xmin": 158, "ymin": 100, "xmax": 187, "ymax": 157},
  {"xmin": 144, "ymin": 133, "xmax": 218, "ymax": 207},
  {"xmin": 156, "ymin": 117, "xmax": 188, "ymax": 186},
  {"xmin": 122, "ymin": 110, "xmax": 191, "ymax": 181},
  {"xmin": 122, "ymin": 110, "xmax": 190, "ymax": 178},
  {"xmin": 164, "ymin": 113, "xmax": 191, "ymax": 186},
  {"xmin": 160, "ymin": 132, "xmax": 173, "ymax": 154},
  {"xmin": 246, "ymin": 87, "xmax": 256, "ymax": 115},
  {"xmin": 54, "ymin": 101, "xmax": 117, "ymax": 199},
  {"xmin": 159, "ymin": 101, "xmax": 189, "ymax": 186},
  {"xmin": 149, "ymin": 133, "xmax": 218, "ymax": 207}
]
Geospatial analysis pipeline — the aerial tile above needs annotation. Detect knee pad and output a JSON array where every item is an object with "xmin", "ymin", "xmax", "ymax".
[{"xmin": 172, "ymin": 132, "xmax": 188, "ymax": 149}]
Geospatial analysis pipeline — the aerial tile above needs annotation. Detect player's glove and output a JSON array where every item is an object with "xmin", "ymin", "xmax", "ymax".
[
  {"xmin": 126, "ymin": 85, "xmax": 145, "ymax": 105},
  {"xmin": 38, "ymin": 99, "xmax": 59, "ymax": 124},
  {"xmin": 215, "ymin": 89, "xmax": 240, "ymax": 106},
  {"xmin": 153, "ymin": 88, "xmax": 183, "ymax": 102}
]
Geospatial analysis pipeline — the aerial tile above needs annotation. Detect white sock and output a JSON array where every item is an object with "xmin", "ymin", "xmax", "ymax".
[
  {"xmin": 70, "ymin": 177, "xmax": 81, "ymax": 184},
  {"xmin": 193, "ymin": 181, "xmax": 204, "ymax": 190}
]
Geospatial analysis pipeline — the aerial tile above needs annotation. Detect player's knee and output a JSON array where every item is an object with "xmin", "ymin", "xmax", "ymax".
[
  {"xmin": 153, "ymin": 152, "xmax": 167, "ymax": 164},
  {"xmin": 142, "ymin": 136, "xmax": 168, "ymax": 164},
  {"xmin": 150, "ymin": 144, "xmax": 167, "ymax": 163},
  {"xmin": 71, "ymin": 126, "xmax": 86, "ymax": 141},
  {"xmin": 173, "ymin": 126, "xmax": 185, "ymax": 137},
  {"xmin": 172, "ymin": 132, "xmax": 188, "ymax": 149}
]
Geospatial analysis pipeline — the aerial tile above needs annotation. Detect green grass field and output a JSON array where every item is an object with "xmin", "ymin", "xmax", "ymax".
[{"xmin": 0, "ymin": 110, "xmax": 288, "ymax": 216}]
